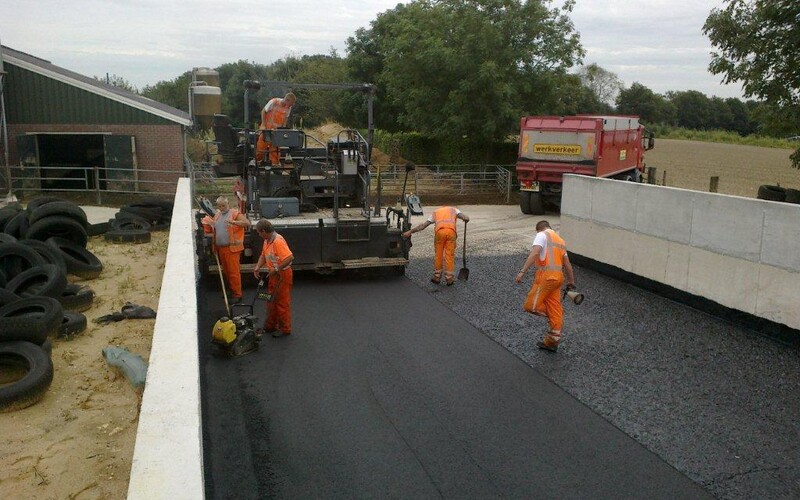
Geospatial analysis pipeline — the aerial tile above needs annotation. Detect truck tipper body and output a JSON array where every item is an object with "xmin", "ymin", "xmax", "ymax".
[{"xmin": 516, "ymin": 115, "xmax": 654, "ymax": 214}]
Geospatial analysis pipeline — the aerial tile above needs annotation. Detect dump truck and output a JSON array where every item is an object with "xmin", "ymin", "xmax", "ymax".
[
  {"xmin": 194, "ymin": 80, "xmax": 420, "ymax": 276},
  {"xmin": 516, "ymin": 115, "xmax": 654, "ymax": 214}
]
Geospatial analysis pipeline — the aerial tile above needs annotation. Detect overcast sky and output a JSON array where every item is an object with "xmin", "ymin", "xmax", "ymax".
[{"xmin": 0, "ymin": 0, "xmax": 744, "ymax": 99}]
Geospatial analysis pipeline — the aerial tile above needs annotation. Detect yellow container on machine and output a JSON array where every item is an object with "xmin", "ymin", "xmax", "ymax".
[{"xmin": 212, "ymin": 317, "xmax": 237, "ymax": 345}]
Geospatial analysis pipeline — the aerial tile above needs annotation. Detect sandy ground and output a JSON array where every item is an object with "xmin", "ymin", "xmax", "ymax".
[{"xmin": 0, "ymin": 208, "xmax": 167, "ymax": 500}]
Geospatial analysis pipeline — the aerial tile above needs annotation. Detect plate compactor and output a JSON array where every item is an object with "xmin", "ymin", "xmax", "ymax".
[{"xmin": 211, "ymin": 273, "xmax": 268, "ymax": 358}]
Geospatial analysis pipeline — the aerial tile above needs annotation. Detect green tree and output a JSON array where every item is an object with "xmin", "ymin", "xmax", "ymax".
[
  {"xmin": 95, "ymin": 74, "xmax": 138, "ymax": 94},
  {"xmin": 703, "ymin": 0, "xmax": 800, "ymax": 166},
  {"xmin": 577, "ymin": 63, "xmax": 622, "ymax": 107},
  {"xmin": 346, "ymin": 0, "xmax": 584, "ymax": 151},
  {"xmin": 616, "ymin": 82, "xmax": 671, "ymax": 124},
  {"xmin": 141, "ymin": 72, "xmax": 191, "ymax": 112},
  {"xmin": 668, "ymin": 90, "xmax": 713, "ymax": 129}
]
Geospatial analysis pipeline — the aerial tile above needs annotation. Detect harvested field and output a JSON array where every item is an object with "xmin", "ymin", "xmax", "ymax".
[{"xmin": 646, "ymin": 138, "xmax": 799, "ymax": 198}]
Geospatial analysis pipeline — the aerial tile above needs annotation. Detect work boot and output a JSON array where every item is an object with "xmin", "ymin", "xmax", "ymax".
[
  {"xmin": 537, "ymin": 340, "xmax": 558, "ymax": 353},
  {"xmin": 272, "ymin": 331, "xmax": 290, "ymax": 338},
  {"xmin": 230, "ymin": 296, "xmax": 242, "ymax": 305},
  {"xmin": 445, "ymin": 279, "xmax": 454, "ymax": 286},
  {"xmin": 430, "ymin": 277, "xmax": 441, "ymax": 284}
]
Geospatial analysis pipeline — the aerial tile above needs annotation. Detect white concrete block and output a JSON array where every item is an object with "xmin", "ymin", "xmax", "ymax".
[
  {"xmin": 756, "ymin": 265, "xmax": 800, "ymax": 330},
  {"xmin": 630, "ymin": 232, "xmax": 668, "ymax": 283},
  {"xmin": 689, "ymin": 194, "xmax": 763, "ymax": 262},
  {"xmin": 760, "ymin": 202, "xmax": 800, "ymax": 272},
  {"xmin": 590, "ymin": 178, "xmax": 638, "ymax": 230},
  {"xmin": 561, "ymin": 175, "xmax": 593, "ymax": 219},
  {"xmin": 663, "ymin": 242, "xmax": 691, "ymax": 292},
  {"xmin": 634, "ymin": 185, "xmax": 695, "ymax": 244},
  {"xmin": 586, "ymin": 224, "xmax": 637, "ymax": 272},
  {"xmin": 687, "ymin": 247, "xmax": 758, "ymax": 313},
  {"xmin": 559, "ymin": 215, "xmax": 593, "ymax": 257}
]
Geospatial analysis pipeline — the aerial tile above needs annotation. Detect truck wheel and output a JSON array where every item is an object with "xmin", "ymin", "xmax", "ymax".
[
  {"xmin": 519, "ymin": 192, "xmax": 533, "ymax": 214},
  {"xmin": 529, "ymin": 192, "xmax": 545, "ymax": 215}
]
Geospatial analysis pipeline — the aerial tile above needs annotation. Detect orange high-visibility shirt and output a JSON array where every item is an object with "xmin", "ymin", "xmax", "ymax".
[
  {"xmin": 430, "ymin": 206, "xmax": 458, "ymax": 232},
  {"xmin": 261, "ymin": 233, "xmax": 293, "ymax": 270},
  {"xmin": 260, "ymin": 98, "xmax": 293, "ymax": 130},
  {"xmin": 535, "ymin": 229, "xmax": 566, "ymax": 280}
]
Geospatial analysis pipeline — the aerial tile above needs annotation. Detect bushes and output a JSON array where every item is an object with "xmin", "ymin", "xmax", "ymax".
[{"xmin": 373, "ymin": 130, "xmax": 517, "ymax": 167}]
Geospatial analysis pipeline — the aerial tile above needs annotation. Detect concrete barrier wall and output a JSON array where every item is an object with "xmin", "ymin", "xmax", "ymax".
[
  {"xmin": 560, "ymin": 175, "xmax": 800, "ymax": 330},
  {"xmin": 128, "ymin": 178, "xmax": 204, "ymax": 499}
]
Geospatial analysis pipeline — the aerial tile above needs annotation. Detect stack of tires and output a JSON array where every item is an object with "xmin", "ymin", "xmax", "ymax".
[
  {"xmin": 105, "ymin": 198, "xmax": 173, "ymax": 244},
  {"xmin": 0, "ymin": 197, "xmax": 103, "ymax": 412},
  {"xmin": 757, "ymin": 185, "xmax": 800, "ymax": 204}
]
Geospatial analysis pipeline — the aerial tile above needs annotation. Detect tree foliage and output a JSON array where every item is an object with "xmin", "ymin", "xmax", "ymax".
[
  {"xmin": 95, "ymin": 74, "xmax": 138, "ymax": 94},
  {"xmin": 704, "ymin": 0, "xmax": 800, "ymax": 166},
  {"xmin": 577, "ymin": 63, "xmax": 623, "ymax": 106},
  {"xmin": 346, "ymin": 0, "xmax": 584, "ymax": 148}
]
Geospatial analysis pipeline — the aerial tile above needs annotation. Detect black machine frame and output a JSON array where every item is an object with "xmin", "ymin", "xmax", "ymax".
[{"xmin": 196, "ymin": 80, "xmax": 420, "ymax": 275}]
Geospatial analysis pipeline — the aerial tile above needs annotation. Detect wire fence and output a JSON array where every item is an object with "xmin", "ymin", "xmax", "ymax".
[
  {"xmin": 371, "ymin": 164, "xmax": 515, "ymax": 202},
  {"xmin": 3, "ymin": 164, "xmax": 185, "ymax": 204}
]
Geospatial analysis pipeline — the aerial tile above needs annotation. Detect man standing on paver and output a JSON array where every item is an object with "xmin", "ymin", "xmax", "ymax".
[
  {"xmin": 403, "ymin": 206, "xmax": 469, "ymax": 285},
  {"xmin": 515, "ymin": 220, "xmax": 576, "ymax": 352},
  {"xmin": 256, "ymin": 92, "xmax": 296, "ymax": 166},
  {"xmin": 253, "ymin": 219, "xmax": 294, "ymax": 338}
]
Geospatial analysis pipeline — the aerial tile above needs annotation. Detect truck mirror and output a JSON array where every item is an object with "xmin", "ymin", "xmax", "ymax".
[{"xmin": 647, "ymin": 137, "xmax": 655, "ymax": 150}]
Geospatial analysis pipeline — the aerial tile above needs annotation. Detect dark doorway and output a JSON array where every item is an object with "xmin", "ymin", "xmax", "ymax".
[{"xmin": 36, "ymin": 134, "xmax": 106, "ymax": 190}]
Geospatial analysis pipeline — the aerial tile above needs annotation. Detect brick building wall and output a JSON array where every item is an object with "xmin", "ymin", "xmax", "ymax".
[{"xmin": 4, "ymin": 123, "xmax": 186, "ymax": 193}]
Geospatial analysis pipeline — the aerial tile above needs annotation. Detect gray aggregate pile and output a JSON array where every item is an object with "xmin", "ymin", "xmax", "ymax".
[{"xmin": 403, "ymin": 211, "xmax": 800, "ymax": 500}]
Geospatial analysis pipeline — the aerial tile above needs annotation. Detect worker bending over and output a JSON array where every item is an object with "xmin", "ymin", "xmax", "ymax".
[
  {"xmin": 403, "ymin": 206, "xmax": 469, "ymax": 285},
  {"xmin": 253, "ymin": 219, "xmax": 294, "ymax": 338},
  {"xmin": 515, "ymin": 220, "xmax": 576, "ymax": 352},
  {"xmin": 256, "ymin": 92, "xmax": 296, "ymax": 166},
  {"xmin": 202, "ymin": 196, "xmax": 250, "ymax": 304}
]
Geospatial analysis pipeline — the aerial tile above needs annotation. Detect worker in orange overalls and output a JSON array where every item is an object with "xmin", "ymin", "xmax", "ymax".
[
  {"xmin": 202, "ymin": 196, "xmax": 250, "ymax": 303},
  {"xmin": 403, "ymin": 206, "xmax": 469, "ymax": 285},
  {"xmin": 253, "ymin": 219, "xmax": 294, "ymax": 338},
  {"xmin": 515, "ymin": 220, "xmax": 576, "ymax": 353},
  {"xmin": 255, "ymin": 92, "xmax": 296, "ymax": 166}
]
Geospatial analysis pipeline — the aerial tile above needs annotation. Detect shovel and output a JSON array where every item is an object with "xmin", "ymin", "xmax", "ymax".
[
  {"xmin": 457, "ymin": 221, "xmax": 469, "ymax": 281},
  {"xmin": 215, "ymin": 251, "xmax": 230, "ymax": 316}
]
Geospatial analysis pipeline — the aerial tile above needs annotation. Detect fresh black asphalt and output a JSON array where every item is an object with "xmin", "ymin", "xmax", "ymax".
[{"xmin": 199, "ymin": 275, "xmax": 709, "ymax": 499}]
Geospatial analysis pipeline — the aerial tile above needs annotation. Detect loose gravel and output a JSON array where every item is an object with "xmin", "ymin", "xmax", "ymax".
[{"xmin": 403, "ymin": 206, "xmax": 800, "ymax": 500}]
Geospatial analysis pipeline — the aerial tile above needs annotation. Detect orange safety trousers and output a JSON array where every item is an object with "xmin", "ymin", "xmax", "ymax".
[
  {"xmin": 216, "ymin": 246, "xmax": 242, "ymax": 298},
  {"xmin": 433, "ymin": 228, "xmax": 457, "ymax": 281},
  {"xmin": 523, "ymin": 273, "xmax": 565, "ymax": 335},
  {"xmin": 265, "ymin": 269, "xmax": 293, "ymax": 334},
  {"xmin": 255, "ymin": 135, "xmax": 280, "ymax": 165}
]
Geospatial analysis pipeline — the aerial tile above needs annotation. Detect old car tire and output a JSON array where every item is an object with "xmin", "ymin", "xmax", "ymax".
[
  {"xmin": 0, "ymin": 288, "xmax": 20, "ymax": 307},
  {"xmin": 0, "ymin": 296, "xmax": 64, "ymax": 344},
  {"xmin": 19, "ymin": 239, "xmax": 69, "ymax": 277},
  {"xmin": 58, "ymin": 284, "xmax": 95, "ymax": 312},
  {"xmin": 45, "ymin": 237, "xmax": 103, "ymax": 279},
  {"xmin": 0, "ymin": 242, "xmax": 46, "ymax": 280},
  {"xmin": 26, "ymin": 215, "xmax": 89, "ymax": 247},
  {"xmin": 87, "ymin": 221, "xmax": 109, "ymax": 237},
  {"xmin": 104, "ymin": 228, "xmax": 152, "ymax": 244},
  {"xmin": 0, "ymin": 341, "xmax": 54, "ymax": 413},
  {"xmin": 784, "ymin": 188, "xmax": 800, "ymax": 204},
  {"xmin": 3, "ymin": 211, "xmax": 30, "ymax": 239},
  {"xmin": 29, "ymin": 201, "xmax": 88, "ymax": 228},
  {"xmin": 757, "ymin": 185, "xmax": 786, "ymax": 201},
  {"xmin": 59, "ymin": 311, "xmax": 87, "ymax": 337},
  {"xmin": 5, "ymin": 264, "xmax": 68, "ymax": 299},
  {"xmin": 25, "ymin": 196, "xmax": 64, "ymax": 214}
]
